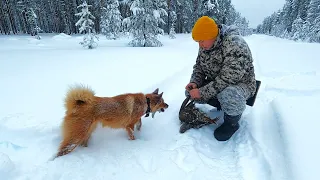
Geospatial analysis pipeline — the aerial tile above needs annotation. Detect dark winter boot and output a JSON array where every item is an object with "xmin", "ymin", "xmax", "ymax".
[{"xmin": 214, "ymin": 113, "xmax": 241, "ymax": 141}]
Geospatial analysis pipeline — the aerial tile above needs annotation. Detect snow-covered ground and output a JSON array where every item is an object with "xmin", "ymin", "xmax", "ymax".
[{"xmin": 1, "ymin": 33, "xmax": 319, "ymax": 180}]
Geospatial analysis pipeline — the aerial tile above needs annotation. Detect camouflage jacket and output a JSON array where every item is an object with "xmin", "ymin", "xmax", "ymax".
[{"xmin": 190, "ymin": 24, "xmax": 256, "ymax": 101}]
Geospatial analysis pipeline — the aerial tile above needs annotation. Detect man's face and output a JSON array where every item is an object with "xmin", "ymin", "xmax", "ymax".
[{"xmin": 198, "ymin": 39, "xmax": 215, "ymax": 50}]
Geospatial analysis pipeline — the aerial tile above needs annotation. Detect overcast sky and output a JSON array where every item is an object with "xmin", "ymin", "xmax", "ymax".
[{"xmin": 231, "ymin": 0, "xmax": 286, "ymax": 28}]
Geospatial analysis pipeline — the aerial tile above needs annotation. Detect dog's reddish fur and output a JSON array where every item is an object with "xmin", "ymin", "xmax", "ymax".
[{"xmin": 55, "ymin": 85, "xmax": 168, "ymax": 158}]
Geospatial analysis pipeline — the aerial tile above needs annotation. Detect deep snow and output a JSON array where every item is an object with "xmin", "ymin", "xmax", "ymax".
[{"xmin": 1, "ymin": 33, "xmax": 319, "ymax": 180}]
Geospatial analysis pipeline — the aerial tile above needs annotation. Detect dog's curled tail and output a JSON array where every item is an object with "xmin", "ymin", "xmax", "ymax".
[{"xmin": 64, "ymin": 84, "xmax": 95, "ymax": 110}]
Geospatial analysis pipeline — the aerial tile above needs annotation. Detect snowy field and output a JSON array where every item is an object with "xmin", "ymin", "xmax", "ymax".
[{"xmin": 1, "ymin": 33, "xmax": 320, "ymax": 180}]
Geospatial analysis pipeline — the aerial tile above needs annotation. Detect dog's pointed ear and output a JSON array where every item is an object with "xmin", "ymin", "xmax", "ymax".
[
  {"xmin": 158, "ymin": 92, "xmax": 163, "ymax": 98},
  {"xmin": 153, "ymin": 88, "xmax": 159, "ymax": 94}
]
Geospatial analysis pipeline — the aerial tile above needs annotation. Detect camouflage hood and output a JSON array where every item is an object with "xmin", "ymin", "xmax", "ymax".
[
  {"xmin": 205, "ymin": 24, "xmax": 241, "ymax": 52},
  {"xmin": 220, "ymin": 24, "xmax": 240, "ymax": 36}
]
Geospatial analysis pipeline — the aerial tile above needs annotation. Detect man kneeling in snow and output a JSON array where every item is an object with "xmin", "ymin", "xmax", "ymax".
[{"xmin": 181, "ymin": 16, "xmax": 257, "ymax": 141}]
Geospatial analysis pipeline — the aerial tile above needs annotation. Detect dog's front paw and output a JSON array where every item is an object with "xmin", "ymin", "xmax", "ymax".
[
  {"xmin": 129, "ymin": 135, "xmax": 136, "ymax": 140},
  {"xmin": 135, "ymin": 119, "xmax": 142, "ymax": 131},
  {"xmin": 80, "ymin": 143, "xmax": 88, "ymax": 147},
  {"xmin": 80, "ymin": 141, "xmax": 88, "ymax": 147},
  {"xmin": 136, "ymin": 124, "xmax": 142, "ymax": 131},
  {"xmin": 126, "ymin": 126, "xmax": 136, "ymax": 140}
]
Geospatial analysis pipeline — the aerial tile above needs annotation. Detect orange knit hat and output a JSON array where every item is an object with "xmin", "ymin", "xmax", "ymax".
[{"xmin": 192, "ymin": 16, "xmax": 219, "ymax": 41}]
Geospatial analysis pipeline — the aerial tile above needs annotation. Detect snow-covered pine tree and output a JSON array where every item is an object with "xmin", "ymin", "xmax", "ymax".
[
  {"xmin": 307, "ymin": 0, "xmax": 320, "ymax": 23},
  {"xmin": 26, "ymin": 8, "xmax": 41, "ymax": 39},
  {"xmin": 75, "ymin": 1, "xmax": 98, "ymax": 49},
  {"xmin": 307, "ymin": 0, "xmax": 320, "ymax": 42},
  {"xmin": 123, "ymin": 0, "xmax": 167, "ymax": 47},
  {"xmin": 269, "ymin": 12, "xmax": 279, "ymax": 36},
  {"xmin": 282, "ymin": 0, "xmax": 294, "ymax": 33},
  {"xmin": 216, "ymin": 0, "xmax": 232, "ymax": 25},
  {"xmin": 167, "ymin": 0, "xmax": 176, "ymax": 39},
  {"xmin": 202, "ymin": 0, "xmax": 218, "ymax": 20},
  {"xmin": 59, "ymin": 0, "xmax": 71, "ymax": 35},
  {"xmin": 226, "ymin": 4, "xmax": 238, "ymax": 25},
  {"xmin": 301, "ymin": 20, "xmax": 311, "ymax": 41},
  {"xmin": 299, "ymin": 0, "xmax": 312, "ymax": 21},
  {"xmin": 90, "ymin": 0, "xmax": 103, "ymax": 34},
  {"xmin": 169, "ymin": 11, "xmax": 177, "ymax": 39},
  {"xmin": 176, "ymin": 0, "xmax": 193, "ymax": 33},
  {"xmin": 17, "ymin": 0, "xmax": 41, "ymax": 39},
  {"xmin": 100, "ymin": 0, "xmax": 122, "ymax": 40},
  {"xmin": 232, "ymin": 13, "xmax": 250, "ymax": 36},
  {"xmin": 286, "ymin": 0, "xmax": 311, "ymax": 41},
  {"xmin": 291, "ymin": 16, "xmax": 306, "ymax": 41},
  {"xmin": 291, "ymin": 0, "xmax": 300, "ymax": 22},
  {"xmin": 312, "ymin": 16, "xmax": 320, "ymax": 42},
  {"xmin": 273, "ymin": 10, "xmax": 287, "ymax": 38}
]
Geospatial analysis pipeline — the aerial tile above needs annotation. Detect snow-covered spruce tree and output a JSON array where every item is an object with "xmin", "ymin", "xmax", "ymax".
[
  {"xmin": 59, "ymin": 0, "xmax": 71, "ymax": 35},
  {"xmin": 26, "ymin": 8, "xmax": 41, "ymax": 40},
  {"xmin": 123, "ymin": 0, "xmax": 167, "ymax": 47},
  {"xmin": 100, "ymin": 0, "xmax": 122, "ymax": 40},
  {"xmin": 307, "ymin": 0, "xmax": 320, "ymax": 42},
  {"xmin": 176, "ymin": 0, "xmax": 193, "ymax": 33},
  {"xmin": 202, "ymin": 0, "xmax": 218, "ymax": 18},
  {"xmin": 270, "ymin": 11, "xmax": 287, "ymax": 38},
  {"xmin": 75, "ymin": 1, "xmax": 98, "ymax": 49},
  {"xmin": 232, "ymin": 13, "xmax": 251, "ymax": 36},
  {"xmin": 308, "ymin": 15, "xmax": 320, "ymax": 42},
  {"xmin": 167, "ymin": 0, "xmax": 176, "ymax": 39},
  {"xmin": 169, "ymin": 11, "xmax": 177, "ymax": 39},
  {"xmin": 17, "ymin": 0, "xmax": 41, "ymax": 39},
  {"xmin": 291, "ymin": 17, "xmax": 306, "ymax": 41}
]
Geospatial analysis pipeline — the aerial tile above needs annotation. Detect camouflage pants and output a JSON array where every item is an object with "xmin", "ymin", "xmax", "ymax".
[
  {"xmin": 216, "ymin": 85, "xmax": 251, "ymax": 116},
  {"xmin": 181, "ymin": 85, "xmax": 251, "ymax": 131}
]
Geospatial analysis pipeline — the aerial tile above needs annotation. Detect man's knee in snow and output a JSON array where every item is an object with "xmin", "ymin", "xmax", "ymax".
[{"xmin": 217, "ymin": 86, "xmax": 247, "ymax": 116}]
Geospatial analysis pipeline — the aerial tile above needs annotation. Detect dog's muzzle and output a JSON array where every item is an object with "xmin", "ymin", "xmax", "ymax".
[{"xmin": 161, "ymin": 103, "xmax": 169, "ymax": 112}]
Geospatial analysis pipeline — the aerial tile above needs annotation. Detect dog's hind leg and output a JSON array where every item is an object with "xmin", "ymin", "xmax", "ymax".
[
  {"xmin": 56, "ymin": 139, "xmax": 81, "ymax": 158},
  {"xmin": 81, "ymin": 121, "xmax": 98, "ymax": 147},
  {"xmin": 56, "ymin": 117, "xmax": 93, "ymax": 158}
]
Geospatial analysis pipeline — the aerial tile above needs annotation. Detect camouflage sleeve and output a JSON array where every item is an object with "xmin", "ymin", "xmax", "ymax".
[
  {"xmin": 199, "ymin": 36, "xmax": 250, "ymax": 101},
  {"xmin": 190, "ymin": 49, "xmax": 205, "ymax": 87}
]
